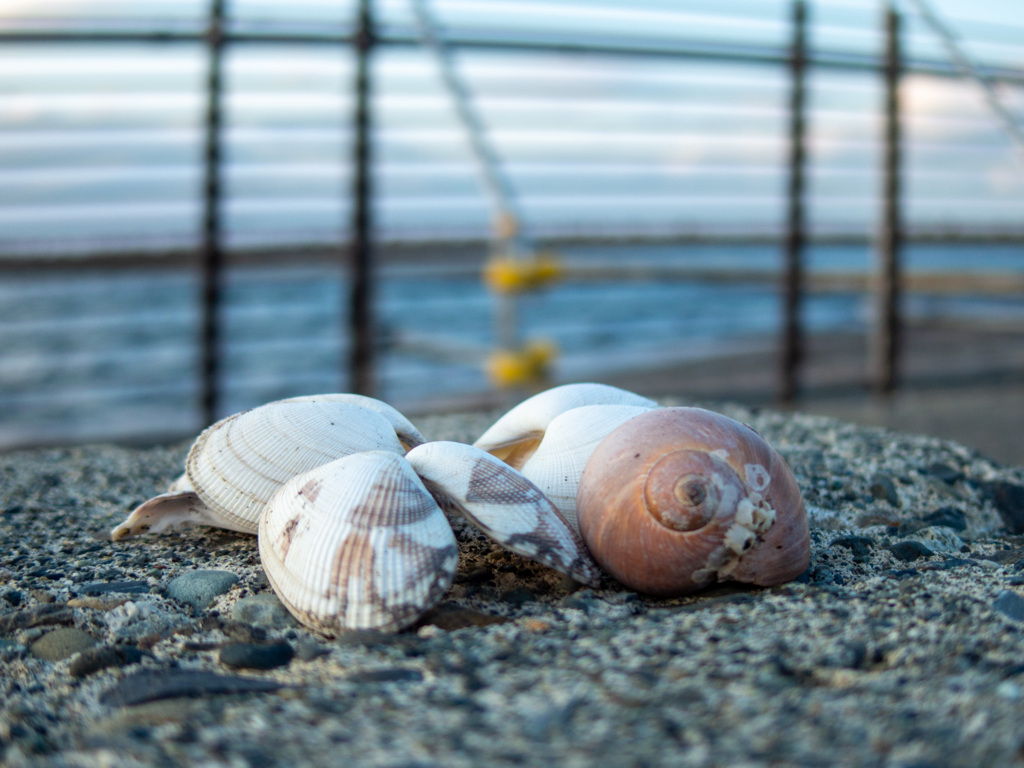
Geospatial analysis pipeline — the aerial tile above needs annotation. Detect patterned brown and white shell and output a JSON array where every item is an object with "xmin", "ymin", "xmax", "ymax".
[
  {"xmin": 258, "ymin": 451, "xmax": 458, "ymax": 634},
  {"xmin": 406, "ymin": 441, "xmax": 601, "ymax": 587},
  {"xmin": 111, "ymin": 398, "xmax": 408, "ymax": 540},
  {"xmin": 575, "ymin": 407, "xmax": 809, "ymax": 596},
  {"xmin": 260, "ymin": 442, "xmax": 601, "ymax": 634}
]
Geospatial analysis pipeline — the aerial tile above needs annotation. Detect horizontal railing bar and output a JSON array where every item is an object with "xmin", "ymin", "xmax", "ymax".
[
  {"xmin": 2, "ymin": 229, "xmax": 1023, "ymax": 272},
  {"xmin": 2, "ymin": 22, "xmax": 1024, "ymax": 85}
]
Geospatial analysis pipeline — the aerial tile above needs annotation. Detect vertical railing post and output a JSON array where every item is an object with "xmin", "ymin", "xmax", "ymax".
[
  {"xmin": 780, "ymin": 0, "xmax": 807, "ymax": 405},
  {"xmin": 200, "ymin": 0, "xmax": 225, "ymax": 425},
  {"xmin": 874, "ymin": 4, "xmax": 903, "ymax": 395},
  {"xmin": 348, "ymin": 0, "xmax": 375, "ymax": 395}
]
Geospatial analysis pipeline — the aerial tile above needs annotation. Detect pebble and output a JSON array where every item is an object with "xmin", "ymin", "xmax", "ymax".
[
  {"xmin": 346, "ymin": 667, "xmax": 424, "ymax": 684},
  {"xmin": 993, "ymin": 590, "xmax": 1024, "ymax": 623},
  {"xmin": 100, "ymin": 669, "xmax": 285, "ymax": 707},
  {"xmin": 887, "ymin": 540, "xmax": 935, "ymax": 562},
  {"xmin": 75, "ymin": 580, "xmax": 151, "ymax": 596},
  {"xmin": 218, "ymin": 642, "xmax": 295, "ymax": 670},
  {"xmin": 988, "ymin": 481, "xmax": 1024, "ymax": 534},
  {"xmin": 0, "ymin": 605, "xmax": 74, "ymax": 634},
  {"xmin": 869, "ymin": 474, "xmax": 900, "ymax": 506},
  {"xmin": 830, "ymin": 536, "xmax": 875, "ymax": 559},
  {"xmin": 921, "ymin": 507, "xmax": 967, "ymax": 532},
  {"xmin": 166, "ymin": 570, "xmax": 239, "ymax": 609},
  {"xmin": 29, "ymin": 627, "xmax": 98, "ymax": 662},
  {"xmin": 926, "ymin": 462, "xmax": 964, "ymax": 485},
  {"xmin": 231, "ymin": 593, "xmax": 295, "ymax": 629},
  {"xmin": 69, "ymin": 645, "xmax": 147, "ymax": 678}
]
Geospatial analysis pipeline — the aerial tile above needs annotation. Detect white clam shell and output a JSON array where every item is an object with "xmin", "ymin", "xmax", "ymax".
[
  {"xmin": 473, "ymin": 383, "xmax": 657, "ymax": 469},
  {"xmin": 112, "ymin": 399, "xmax": 405, "ymax": 539},
  {"xmin": 406, "ymin": 441, "xmax": 602, "ymax": 587},
  {"xmin": 518, "ymin": 405, "xmax": 656, "ymax": 535},
  {"xmin": 259, "ymin": 451, "xmax": 458, "ymax": 635},
  {"xmin": 278, "ymin": 393, "xmax": 425, "ymax": 450}
]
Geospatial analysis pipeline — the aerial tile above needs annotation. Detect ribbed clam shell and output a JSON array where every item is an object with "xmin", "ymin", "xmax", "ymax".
[
  {"xmin": 518, "ymin": 404, "xmax": 654, "ymax": 535},
  {"xmin": 278, "ymin": 393, "xmax": 426, "ymax": 450},
  {"xmin": 406, "ymin": 441, "xmax": 602, "ymax": 587},
  {"xmin": 473, "ymin": 383, "xmax": 657, "ymax": 469},
  {"xmin": 259, "ymin": 451, "xmax": 458, "ymax": 635},
  {"xmin": 186, "ymin": 400, "xmax": 405, "ymax": 533}
]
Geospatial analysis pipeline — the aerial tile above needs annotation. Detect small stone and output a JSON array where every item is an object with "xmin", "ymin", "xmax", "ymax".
[
  {"xmin": 989, "ymin": 482, "xmax": 1024, "ymax": 534},
  {"xmin": 499, "ymin": 587, "xmax": 535, "ymax": 606},
  {"xmin": 830, "ymin": 536, "xmax": 875, "ymax": 559},
  {"xmin": 926, "ymin": 463, "xmax": 963, "ymax": 484},
  {"xmin": 346, "ymin": 667, "xmax": 423, "ymax": 684},
  {"xmin": 100, "ymin": 669, "xmax": 283, "ymax": 707},
  {"xmin": 218, "ymin": 642, "xmax": 294, "ymax": 670},
  {"xmin": 231, "ymin": 594, "xmax": 296, "ymax": 629},
  {"xmin": 993, "ymin": 590, "xmax": 1024, "ymax": 623},
  {"xmin": 166, "ymin": 570, "xmax": 239, "ymax": 610},
  {"xmin": 921, "ymin": 507, "xmax": 967, "ymax": 532},
  {"xmin": 75, "ymin": 580, "xmax": 151, "ymax": 596},
  {"xmin": 30, "ymin": 590, "xmax": 56, "ymax": 604},
  {"xmin": 869, "ymin": 475, "xmax": 899, "ymax": 506},
  {"xmin": 334, "ymin": 629, "xmax": 390, "ymax": 648},
  {"xmin": 295, "ymin": 639, "xmax": 330, "ymax": 662},
  {"xmin": 887, "ymin": 541, "xmax": 935, "ymax": 562},
  {"xmin": 69, "ymin": 645, "xmax": 147, "ymax": 678},
  {"xmin": 2, "ymin": 589, "xmax": 23, "ymax": 606},
  {"xmin": 0, "ymin": 605, "xmax": 74, "ymax": 634},
  {"xmin": 30, "ymin": 627, "xmax": 98, "ymax": 661}
]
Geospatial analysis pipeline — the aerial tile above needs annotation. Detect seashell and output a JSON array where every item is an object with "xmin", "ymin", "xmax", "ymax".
[
  {"xmin": 515, "ymin": 404, "xmax": 654, "ymax": 536},
  {"xmin": 473, "ymin": 382, "xmax": 657, "ymax": 469},
  {"xmin": 575, "ymin": 407, "xmax": 809, "ymax": 596},
  {"xmin": 161, "ymin": 393, "xmax": 424, "ymax": 494},
  {"xmin": 277, "ymin": 393, "xmax": 425, "ymax": 451},
  {"xmin": 260, "ymin": 442, "xmax": 600, "ymax": 634},
  {"xmin": 405, "ymin": 441, "xmax": 601, "ymax": 587},
  {"xmin": 259, "ymin": 451, "xmax": 459, "ymax": 634},
  {"xmin": 111, "ymin": 399, "xmax": 406, "ymax": 540}
]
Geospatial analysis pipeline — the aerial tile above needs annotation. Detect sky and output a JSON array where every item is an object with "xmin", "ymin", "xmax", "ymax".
[{"xmin": 0, "ymin": 0, "xmax": 1021, "ymax": 251}]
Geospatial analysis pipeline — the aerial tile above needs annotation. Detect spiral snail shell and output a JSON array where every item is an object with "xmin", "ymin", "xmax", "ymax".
[{"xmin": 575, "ymin": 407, "xmax": 809, "ymax": 596}]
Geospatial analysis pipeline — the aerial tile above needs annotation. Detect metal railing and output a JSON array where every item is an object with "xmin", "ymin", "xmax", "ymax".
[{"xmin": 1, "ymin": 0, "xmax": 1023, "ymax": 446}]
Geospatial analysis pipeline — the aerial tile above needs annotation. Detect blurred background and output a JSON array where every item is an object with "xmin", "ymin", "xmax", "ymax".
[{"xmin": 0, "ymin": 0, "xmax": 1022, "ymax": 462}]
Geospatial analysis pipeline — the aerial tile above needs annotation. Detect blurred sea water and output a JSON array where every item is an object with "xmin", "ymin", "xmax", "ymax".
[{"xmin": 1, "ymin": 240, "xmax": 1021, "ymax": 448}]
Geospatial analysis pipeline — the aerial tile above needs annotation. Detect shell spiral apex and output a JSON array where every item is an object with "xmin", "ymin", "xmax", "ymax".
[{"xmin": 576, "ymin": 407, "xmax": 809, "ymax": 596}]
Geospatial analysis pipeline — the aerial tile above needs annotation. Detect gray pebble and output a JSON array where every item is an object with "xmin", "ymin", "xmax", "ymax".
[
  {"xmin": 295, "ymin": 639, "xmax": 330, "ymax": 662},
  {"xmin": 100, "ymin": 669, "xmax": 284, "ymax": 707},
  {"xmin": 921, "ymin": 507, "xmax": 967, "ymax": 532},
  {"xmin": 346, "ymin": 668, "xmax": 423, "ymax": 684},
  {"xmin": 888, "ymin": 541, "xmax": 935, "ymax": 563},
  {"xmin": 167, "ymin": 570, "xmax": 239, "ymax": 609},
  {"xmin": 988, "ymin": 482, "xmax": 1024, "ymax": 534},
  {"xmin": 993, "ymin": 590, "xmax": 1024, "ymax": 623},
  {"xmin": 830, "ymin": 535, "xmax": 875, "ymax": 559},
  {"xmin": 30, "ymin": 627, "xmax": 98, "ymax": 662},
  {"xmin": 231, "ymin": 593, "xmax": 296, "ymax": 629},
  {"xmin": 75, "ymin": 580, "xmax": 151, "ymax": 596},
  {"xmin": 219, "ymin": 641, "xmax": 294, "ymax": 670}
]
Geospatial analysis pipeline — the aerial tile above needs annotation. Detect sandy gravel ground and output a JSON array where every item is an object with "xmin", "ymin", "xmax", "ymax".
[{"xmin": 3, "ymin": 400, "xmax": 1024, "ymax": 767}]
